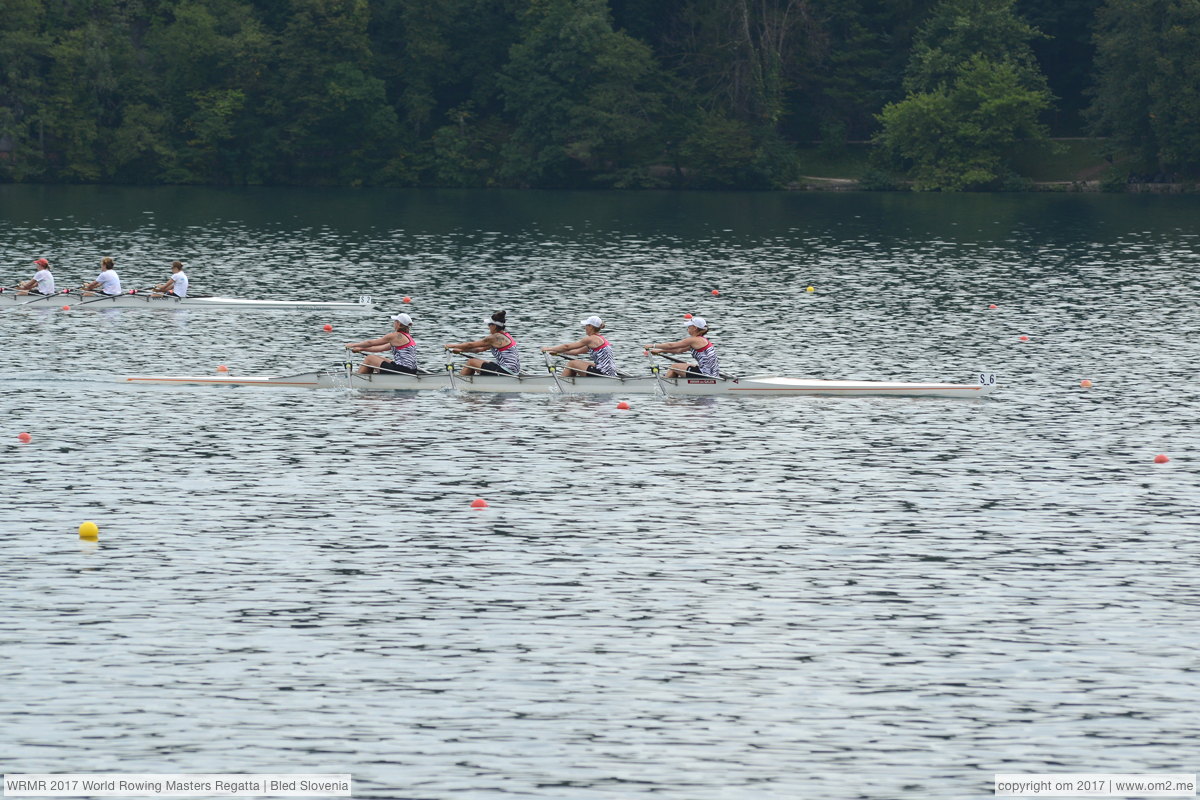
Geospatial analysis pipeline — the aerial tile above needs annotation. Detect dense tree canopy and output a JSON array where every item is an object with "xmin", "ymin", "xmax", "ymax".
[
  {"xmin": 0, "ymin": 0, "xmax": 1195, "ymax": 188},
  {"xmin": 875, "ymin": 0, "xmax": 1053, "ymax": 190}
]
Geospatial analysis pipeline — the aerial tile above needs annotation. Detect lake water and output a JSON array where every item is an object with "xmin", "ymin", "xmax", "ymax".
[{"xmin": 2, "ymin": 186, "xmax": 1198, "ymax": 799}]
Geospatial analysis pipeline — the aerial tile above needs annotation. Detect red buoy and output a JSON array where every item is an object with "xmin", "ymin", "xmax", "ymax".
[
  {"xmin": 684, "ymin": 313, "xmax": 693, "ymax": 319},
  {"xmin": 711, "ymin": 289, "xmax": 720, "ymax": 296},
  {"xmin": 323, "ymin": 323, "xmax": 333, "ymax": 332},
  {"xmin": 988, "ymin": 304, "xmax": 998, "ymax": 309},
  {"xmin": 1018, "ymin": 335, "xmax": 1029, "ymax": 342},
  {"xmin": 616, "ymin": 401, "xmax": 630, "ymax": 410},
  {"xmin": 216, "ymin": 365, "xmax": 229, "ymax": 373},
  {"xmin": 17, "ymin": 432, "xmax": 32, "ymax": 443},
  {"xmin": 61, "ymin": 305, "xmax": 70, "ymax": 310},
  {"xmin": 403, "ymin": 296, "xmax": 412, "ymax": 303},
  {"xmin": 470, "ymin": 498, "xmax": 489, "ymax": 508},
  {"xmin": 1080, "ymin": 379, "xmax": 1093, "ymax": 389},
  {"xmin": 1154, "ymin": 454, "xmax": 1170, "ymax": 464}
]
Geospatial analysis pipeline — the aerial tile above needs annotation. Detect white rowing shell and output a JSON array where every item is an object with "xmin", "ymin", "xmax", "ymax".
[
  {"xmin": 125, "ymin": 370, "xmax": 999, "ymax": 398},
  {"xmin": 0, "ymin": 293, "xmax": 375, "ymax": 311}
]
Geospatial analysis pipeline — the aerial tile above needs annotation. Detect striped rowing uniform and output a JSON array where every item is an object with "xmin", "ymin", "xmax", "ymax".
[
  {"xmin": 692, "ymin": 337, "xmax": 719, "ymax": 376},
  {"xmin": 589, "ymin": 335, "xmax": 617, "ymax": 376},
  {"xmin": 391, "ymin": 333, "xmax": 418, "ymax": 370},
  {"xmin": 490, "ymin": 330, "xmax": 521, "ymax": 374}
]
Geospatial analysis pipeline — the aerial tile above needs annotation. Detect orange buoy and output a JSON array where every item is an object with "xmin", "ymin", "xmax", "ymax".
[
  {"xmin": 1018, "ymin": 335, "xmax": 1029, "ymax": 342},
  {"xmin": 711, "ymin": 289, "xmax": 720, "ymax": 296},
  {"xmin": 323, "ymin": 323, "xmax": 333, "ymax": 332},
  {"xmin": 403, "ymin": 296, "xmax": 412, "ymax": 303},
  {"xmin": 216, "ymin": 365, "xmax": 229, "ymax": 373},
  {"xmin": 17, "ymin": 432, "xmax": 32, "ymax": 443},
  {"xmin": 616, "ymin": 401, "xmax": 630, "ymax": 410},
  {"xmin": 1154, "ymin": 454, "xmax": 1170, "ymax": 464},
  {"xmin": 988, "ymin": 304, "xmax": 998, "ymax": 309},
  {"xmin": 470, "ymin": 498, "xmax": 489, "ymax": 508},
  {"xmin": 1080, "ymin": 379, "xmax": 1093, "ymax": 389},
  {"xmin": 61, "ymin": 305, "xmax": 70, "ymax": 310}
]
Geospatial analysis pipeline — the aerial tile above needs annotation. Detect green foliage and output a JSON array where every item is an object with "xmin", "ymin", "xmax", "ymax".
[
  {"xmin": 875, "ymin": 0, "xmax": 1052, "ymax": 190},
  {"xmin": 498, "ymin": 0, "xmax": 667, "ymax": 187},
  {"xmin": 0, "ymin": 0, "xmax": 1163, "ymax": 188},
  {"xmin": 1089, "ymin": 0, "xmax": 1200, "ymax": 176}
]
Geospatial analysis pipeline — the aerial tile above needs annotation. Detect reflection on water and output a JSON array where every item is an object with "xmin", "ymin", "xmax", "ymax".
[{"xmin": 1, "ymin": 187, "xmax": 1198, "ymax": 799}]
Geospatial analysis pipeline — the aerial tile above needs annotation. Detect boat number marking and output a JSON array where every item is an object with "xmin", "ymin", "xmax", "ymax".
[{"xmin": 978, "ymin": 373, "xmax": 997, "ymax": 386}]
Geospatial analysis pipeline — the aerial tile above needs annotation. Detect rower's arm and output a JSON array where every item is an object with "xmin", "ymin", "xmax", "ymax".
[
  {"xmin": 541, "ymin": 337, "xmax": 589, "ymax": 354},
  {"xmin": 646, "ymin": 339, "xmax": 689, "ymax": 354},
  {"xmin": 345, "ymin": 334, "xmax": 390, "ymax": 351},
  {"xmin": 445, "ymin": 337, "xmax": 489, "ymax": 353}
]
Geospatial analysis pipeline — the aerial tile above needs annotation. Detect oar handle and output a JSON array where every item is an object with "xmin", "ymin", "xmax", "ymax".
[{"xmin": 645, "ymin": 349, "xmax": 738, "ymax": 382}]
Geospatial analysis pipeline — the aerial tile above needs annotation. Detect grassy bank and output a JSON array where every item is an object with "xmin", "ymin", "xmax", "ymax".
[{"xmin": 793, "ymin": 139, "xmax": 1113, "ymax": 188}]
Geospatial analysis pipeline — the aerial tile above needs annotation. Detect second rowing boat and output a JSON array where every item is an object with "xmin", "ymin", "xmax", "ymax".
[{"xmin": 0, "ymin": 292, "xmax": 375, "ymax": 311}]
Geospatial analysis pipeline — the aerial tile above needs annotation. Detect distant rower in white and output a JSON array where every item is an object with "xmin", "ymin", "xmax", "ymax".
[
  {"xmin": 17, "ymin": 258, "xmax": 55, "ymax": 295},
  {"xmin": 82, "ymin": 258, "xmax": 122, "ymax": 296},
  {"xmin": 153, "ymin": 261, "xmax": 189, "ymax": 297}
]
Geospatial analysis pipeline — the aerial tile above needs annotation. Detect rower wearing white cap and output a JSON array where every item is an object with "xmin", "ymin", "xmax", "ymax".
[
  {"xmin": 645, "ymin": 317, "xmax": 719, "ymax": 378},
  {"xmin": 345, "ymin": 312, "xmax": 419, "ymax": 374},
  {"xmin": 445, "ymin": 310, "xmax": 521, "ymax": 376},
  {"xmin": 540, "ymin": 315, "xmax": 617, "ymax": 377}
]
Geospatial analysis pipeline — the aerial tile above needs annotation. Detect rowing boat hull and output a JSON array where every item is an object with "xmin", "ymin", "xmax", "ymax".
[
  {"xmin": 125, "ymin": 370, "xmax": 998, "ymax": 398},
  {"xmin": 0, "ymin": 293, "xmax": 374, "ymax": 311}
]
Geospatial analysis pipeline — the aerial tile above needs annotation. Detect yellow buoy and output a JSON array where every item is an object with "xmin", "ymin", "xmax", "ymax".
[
  {"xmin": 806, "ymin": 285, "xmax": 815, "ymax": 292},
  {"xmin": 79, "ymin": 521, "xmax": 99, "ymax": 540}
]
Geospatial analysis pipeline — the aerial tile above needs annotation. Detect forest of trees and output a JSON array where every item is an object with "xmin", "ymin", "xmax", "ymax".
[{"xmin": 1, "ymin": 0, "xmax": 1198, "ymax": 190}]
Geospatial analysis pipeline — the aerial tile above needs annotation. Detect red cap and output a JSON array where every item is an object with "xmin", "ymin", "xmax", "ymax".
[{"xmin": 33, "ymin": 258, "xmax": 49, "ymax": 267}]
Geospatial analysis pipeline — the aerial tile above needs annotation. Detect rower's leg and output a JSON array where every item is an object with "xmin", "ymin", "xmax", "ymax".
[
  {"xmin": 665, "ymin": 363, "xmax": 696, "ymax": 379},
  {"xmin": 564, "ymin": 359, "xmax": 592, "ymax": 377},
  {"xmin": 461, "ymin": 358, "xmax": 484, "ymax": 376},
  {"xmin": 358, "ymin": 354, "xmax": 384, "ymax": 374}
]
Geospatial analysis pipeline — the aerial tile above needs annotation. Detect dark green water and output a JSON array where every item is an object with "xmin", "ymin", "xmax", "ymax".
[{"xmin": 1, "ymin": 186, "xmax": 1198, "ymax": 800}]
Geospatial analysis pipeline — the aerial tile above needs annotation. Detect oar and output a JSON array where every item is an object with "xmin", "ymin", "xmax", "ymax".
[
  {"xmin": 644, "ymin": 351, "xmax": 670, "ymax": 396},
  {"xmin": 0, "ymin": 288, "xmax": 75, "ymax": 313},
  {"xmin": 543, "ymin": 352, "xmax": 566, "ymax": 393},
  {"xmin": 551, "ymin": 352, "xmax": 623, "ymax": 381},
  {"xmin": 646, "ymin": 349, "xmax": 739, "ymax": 382},
  {"xmin": 72, "ymin": 286, "xmax": 161, "ymax": 307},
  {"xmin": 444, "ymin": 350, "xmax": 519, "ymax": 377}
]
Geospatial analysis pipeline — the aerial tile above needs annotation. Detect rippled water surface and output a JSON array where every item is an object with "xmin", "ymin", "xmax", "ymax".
[{"xmin": 2, "ymin": 187, "xmax": 1198, "ymax": 799}]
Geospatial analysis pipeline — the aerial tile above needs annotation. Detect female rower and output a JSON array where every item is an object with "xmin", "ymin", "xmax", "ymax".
[
  {"xmin": 82, "ymin": 258, "xmax": 122, "ymax": 296},
  {"xmin": 153, "ymin": 261, "xmax": 189, "ymax": 297},
  {"xmin": 445, "ymin": 311, "xmax": 521, "ymax": 376},
  {"xmin": 540, "ymin": 315, "xmax": 617, "ymax": 377},
  {"xmin": 17, "ymin": 258, "xmax": 55, "ymax": 295},
  {"xmin": 344, "ymin": 312, "xmax": 419, "ymax": 374},
  {"xmin": 645, "ymin": 317, "xmax": 719, "ymax": 378}
]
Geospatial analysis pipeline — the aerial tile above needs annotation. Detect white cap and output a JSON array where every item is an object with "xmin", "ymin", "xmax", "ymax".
[
  {"xmin": 581, "ymin": 315, "xmax": 604, "ymax": 328},
  {"xmin": 483, "ymin": 316, "xmax": 506, "ymax": 328},
  {"xmin": 390, "ymin": 312, "xmax": 412, "ymax": 325},
  {"xmin": 684, "ymin": 316, "xmax": 707, "ymax": 329}
]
